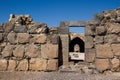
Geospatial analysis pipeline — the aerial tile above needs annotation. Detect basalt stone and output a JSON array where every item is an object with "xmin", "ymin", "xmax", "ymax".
[{"xmin": 14, "ymin": 25, "xmax": 27, "ymax": 33}]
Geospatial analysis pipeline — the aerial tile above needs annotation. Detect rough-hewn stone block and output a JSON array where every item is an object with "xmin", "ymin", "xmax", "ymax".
[
  {"xmin": 47, "ymin": 34, "xmax": 59, "ymax": 44},
  {"xmin": 2, "ymin": 45, "xmax": 13, "ymax": 58},
  {"xmin": 13, "ymin": 45, "xmax": 25, "ymax": 58},
  {"xmin": 3, "ymin": 22, "xmax": 14, "ymax": 32},
  {"xmin": 25, "ymin": 44, "xmax": 40, "ymax": 58},
  {"xmin": 17, "ymin": 59, "xmax": 28, "ymax": 71},
  {"xmin": 96, "ymin": 44, "xmax": 113, "ymax": 58},
  {"xmin": 106, "ymin": 23, "xmax": 120, "ymax": 34},
  {"xmin": 33, "ymin": 34, "xmax": 47, "ymax": 44},
  {"xmin": 95, "ymin": 36, "xmax": 104, "ymax": 44},
  {"xmin": 85, "ymin": 49, "xmax": 95, "ymax": 62},
  {"xmin": 104, "ymin": 34, "xmax": 118, "ymax": 43},
  {"xmin": 85, "ymin": 26, "xmax": 95, "ymax": 36},
  {"xmin": 96, "ymin": 26, "xmax": 106, "ymax": 35},
  {"xmin": 111, "ymin": 57, "xmax": 120, "ymax": 71},
  {"xmin": 17, "ymin": 33, "xmax": 30, "ymax": 44},
  {"xmin": 41, "ymin": 44, "xmax": 58, "ymax": 59},
  {"xmin": 47, "ymin": 59, "xmax": 58, "ymax": 71},
  {"xmin": 8, "ymin": 60, "xmax": 16, "ymax": 71},
  {"xmin": 95, "ymin": 59, "xmax": 110, "ymax": 72},
  {"xmin": 0, "ymin": 33, "xmax": 3, "ymax": 41},
  {"xmin": 14, "ymin": 25, "xmax": 27, "ymax": 33},
  {"xmin": 111, "ymin": 44, "xmax": 120, "ymax": 56},
  {"xmin": 58, "ymin": 27, "xmax": 69, "ymax": 34},
  {"xmin": 7, "ymin": 32, "xmax": 16, "ymax": 44},
  {"xmin": 85, "ymin": 36, "xmax": 94, "ymax": 48},
  {"xmin": 29, "ymin": 58, "xmax": 47, "ymax": 71},
  {"xmin": 0, "ymin": 59, "xmax": 7, "ymax": 71}
]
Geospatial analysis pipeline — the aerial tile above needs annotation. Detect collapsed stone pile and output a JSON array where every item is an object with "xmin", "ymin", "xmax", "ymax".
[
  {"xmin": 0, "ymin": 14, "xmax": 58, "ymax": 71},
  {"xmin": 86, "ymin": 8, "xmax": 120, "ymax": 73}
]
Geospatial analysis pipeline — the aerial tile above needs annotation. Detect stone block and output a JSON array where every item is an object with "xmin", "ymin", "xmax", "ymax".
[
  {"xmin": 3, "ymin": 22, "xmax": 14, "ymax": 33},
  {"xmin": 8, "ymin": 60, "xmax": 16, "ymax": 71},
  {"xmin": 111, "ymin": 57, "xmax": 120, "ymax": 71},
  {"xmin": 41, "ymin": 44, "xmax": 58, "ymax": 59},
  {"xmin": 104, "ymin": 34, "xmax": 118, "ymax": 43},
  {"xmin": 95, "ymin": 36, "xmax": 104, "ymax": 44},
  {"xmin": 47, "ymin": 34, "xmax": 59, "ymax": 44},
  {"xmin": 17, "ymin": 59, "xmax": 28, "ymax": 71},
  {"xmin": 85, "ymin": 49, "xmax": 95, "ymax": 62},
  {"xmin": 47, "ymin": 59, "xmax": 58, "ymax": 71},
  {"xmin": 96, "ymin": 44, "xmax": 113, "ymax": 58},
  {"xmin": 14, "ymin": 25, "xmax": 28, "ymax": 33},
  {"xmin": 95, "ymin": 59, "xmax": 110, "ymax": 72},
  {"xmin": 85, "ymin": 36, "xmax": 94, "ymax": 48},
  {"xmin": 106, "ymin": 23, "xmax": 120, "ymax": 34},
  {"xmin": 25, "ymin": 44, "xmax": 40, "ymax": 58},
  {"xmin": 29, "ymin": 58, "xmax": 47, "ymax": 71},
  {"xmin": 96, "ymin": 26, "xmax": 106, "ymax": 35},
  {"xmin": 111, "ymin": 44, "xmax": 120, "ymax": 56},
  {"xmin": 32, "ymin": 34, "xmax": 47, "ymax": 44},
  {"xmin": 13, "ymin": 45, "xmax": 25, "ymax": 58},
  {"xmin": 0, "ymin": 59, "xmax": 7, "ymax": 71},
  {"xmin": 0, "ymin": 33, "xmax": 3, "ymax": 41},
  {"xmin": 2, "ymin": 45, "xmax": 13, "ymax": 58},
  {"xmin": 85, "ymin": 25, "xmax": 95, "ymax": 36},
  {"xmin": 17, "ymin": 33, "xmax": 30, "ymax": 44},
  {"xmin": 58, "ymin": 27, "xmax": 69, "ymax": 34},
  {"xmin": 7, "ymin": 32, "xmax": 16, "ymax": 44}
]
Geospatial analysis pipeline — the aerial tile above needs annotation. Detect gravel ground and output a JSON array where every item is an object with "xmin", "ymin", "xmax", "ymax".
[{"xmin": 0, "ymin": 71, "xmax": 120, "ymax": 80}]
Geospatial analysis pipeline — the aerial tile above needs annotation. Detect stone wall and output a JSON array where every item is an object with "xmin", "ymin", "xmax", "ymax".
[
  {"xmin": 0, "ymin": 14, "xmax": 58, "ymax": 71},
  {"xmin": 85, "ymin": 8, "xmax": 120, "ymax": 72}
]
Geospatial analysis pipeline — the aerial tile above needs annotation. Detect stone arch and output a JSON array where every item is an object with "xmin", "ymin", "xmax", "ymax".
[{"xmin": 69, "ymin": 37, "xmax": 85, "ymax": 53}]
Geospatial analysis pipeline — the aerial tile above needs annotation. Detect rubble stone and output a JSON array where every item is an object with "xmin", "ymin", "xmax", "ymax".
[
  {"xmin": 14, "ymin": 25, "xmax": 27, "ymax": 33},
  {"xmin": 47, "ymin": 59, "xmax": 58, "ymax": 71},
  {"xmin": 111, "ymin": 57, "xmax": 120, "ymax": 71},
  {"xmin": 0, "ymin": 59, "xmax": 7, "ymax": 71},
  {"xmin": 85, "ymin": 49, "xmax": 95, "ymax": 62},
  {"xmin": 7, "ymin": 32, "xmax": 16, "ymax": 44},
  {"xmin": 95, "ymin": 59, "xmax": 110, "ymax": 72},
  {"xmin": 17, "ymin": 33, "xmax": 30, "ymax": 43},
  {"xmin": 96, "ymin": 26, "xmax": 106, "ymax": 35},
  {"xmin": 17, "ymin": 59, "xmax": 28, "ymax": 71},
  {"xmin": 111, "ymin": 44, "xmax": 120, "ymax": 56},
  {"xmin": 29, "ymin": 58, "xmax": 47, "ymax": 71},
  {"xmin": 96, "ymin": 44, "xmax": 113, "ymax": 58},
  {"xmin": 41, "ymin": 44, "xmax": 58, "ymax": 59},
  {"xmin": 0, "ymin": 33, "xmax": 3, "ymax": 41},
  {"xmin": 8, "ymin": 60, "xmax": 16, "ymax": 71},
  {"xmin": 85, "ymin": 36, "xmax": 94, "ymax": 48}
]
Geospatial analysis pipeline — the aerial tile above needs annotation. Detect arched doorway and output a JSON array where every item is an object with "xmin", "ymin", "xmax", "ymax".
[{"xmin": 69, "ymin": 37, "xmax": 84, "ymax": 53}]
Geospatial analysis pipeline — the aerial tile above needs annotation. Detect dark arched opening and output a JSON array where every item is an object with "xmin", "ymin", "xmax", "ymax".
[{"xmin": 69, "ymin": 37, "xmax": 84, "ymax": 52}]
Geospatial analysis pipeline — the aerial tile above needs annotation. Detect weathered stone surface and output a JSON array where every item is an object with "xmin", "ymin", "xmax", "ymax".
[
  {"xmin": 47, "ymin": 59, "xmax": 58, "ymax": 71},
  {"xmin": 25, "ymin": 44, "xmax": 40, "ymax": 58},
  {"xmin": 17, "ymin": 59, "xmax": 28, "ymax": 71},
  {"xmin": 2, "ymin": 45, "xmax": 13, "ymax": 57},
  {"xmin": 13, "ymin": 45, "xmax": 25, "ymax": 58},
  {"xmin": 3, "ymin": 22, "xmax": 14, "ymax": 32},
  {"xmin": 47, "ymin": 34, "xmax": 59, "ymax": 44},
  {"xmin": 111, "ymin": 57, "xmax": 120, "ymax": 71},
  {"xmin": 58, "ymin": 27, "xmax": 69, "ymax": 34},
  {"xmin": 104, "ymin": 34, "xmax": 118, "ymax": 43},
  {"xmin": 0, "ymin": 59, "xmax": 7, "ymax": 71},
  {"xmin": 85, "ymin": 26, "xmax": 95, "ymax": 36},
  {"xmin": 111, "ymin": 44, "xmax": 120, "ymax": 56},
  {"xmin": 88, "ymin": 20, "xmax": 99, "ymax": 26},
  {"xmin": 85, "ymin": 49, "xmax": 95, "ymax": 62},
  {"xmin": 28, "ymin": 23, "xmax": 48, "ymax": 34},
  {"xmin": 95, "ymin": 36, "xmax": 104, "ymax": 44},
  {"xmin": 29, "ymin": 58, "xmax": 47, "ymax": 71},
  {"xmin": 96, "ymin": 26, "xmax": 106, "ymax": 35},
  {"xmin": 14, "ymin": 25, "xmax": 27, "ymax": 33},
  {"xmin": 8, "ymin": 60, "xmax": 16, "ymax": 71},
  {"xmin": 106, "ymin": 23, "xmax": 120, "ymax": 34},
  {"xmin": 7, "ymin": 32, "xmax": 16, "ymax": 44},
  {"xmin": 17, "ymin": 33, "xmax": 30, "ymax": 43},
  {"xmin": 85, "ymin": 36, "xmax": 94, "ymax": 48},
  {"xmin": 96, "ymin": 44, "xmax": 113, "ymax": 58},
  {"xmin": 41, "ymin": 44, "xmax": 58, "ymax": 59},
  {"xmin": 95, "ymin": 59, "xmax": 110, "ymax": 72},
  {"xmin": 0, "ymin": 33, "xmax": 3, "ymax": 41},
  {"xmin": 34, "ymin": 34, "xmax": 47, "ymax": 44}
]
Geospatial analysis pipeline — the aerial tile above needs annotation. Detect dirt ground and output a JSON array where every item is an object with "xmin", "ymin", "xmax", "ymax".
[{"xmin": 0, "ymin": 71, "xmax": 120, "ymax": 80}]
